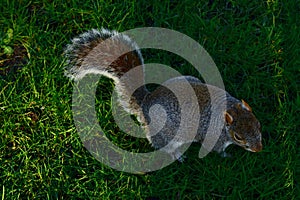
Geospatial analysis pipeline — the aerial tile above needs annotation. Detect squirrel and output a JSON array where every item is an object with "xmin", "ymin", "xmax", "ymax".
[{"xmin": 64, "ymin": 28, "xmax": 262, "ymax": 160}]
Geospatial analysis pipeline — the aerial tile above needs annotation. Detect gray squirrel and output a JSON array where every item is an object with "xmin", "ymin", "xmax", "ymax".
[{"xmin": 64, "ymin": 28, "xmax": 262, "ymax": 160}]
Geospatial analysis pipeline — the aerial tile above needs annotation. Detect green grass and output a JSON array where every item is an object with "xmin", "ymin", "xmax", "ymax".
[{"xmin": 1, "ymin": 0, "xmax": 299, "ymax": 199}]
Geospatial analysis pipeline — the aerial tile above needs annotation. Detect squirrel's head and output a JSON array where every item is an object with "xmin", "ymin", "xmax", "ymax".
[{"xmin": 224, "ymin": 100, "xmax": 262, "ymax": 152}]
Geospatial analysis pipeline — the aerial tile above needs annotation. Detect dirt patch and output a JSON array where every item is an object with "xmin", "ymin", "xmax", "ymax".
[{"xmin": 0, "ymin": 44, "xmax": 28, "ymax": 77}]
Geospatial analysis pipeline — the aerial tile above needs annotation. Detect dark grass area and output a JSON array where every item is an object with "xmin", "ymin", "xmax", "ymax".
[{"xmin": 0, "ymin": 0, "xmax": 299, "ymax": 199}]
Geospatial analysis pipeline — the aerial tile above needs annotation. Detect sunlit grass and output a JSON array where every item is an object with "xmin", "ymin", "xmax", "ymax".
[{"xmin": 0, "ymin": 0, "xmax": 298, "ymax": 199}]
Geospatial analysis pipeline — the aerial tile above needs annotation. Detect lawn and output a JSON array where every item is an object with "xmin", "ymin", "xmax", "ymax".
[{"xmin": 0, "ymin": 0, "xmax": 299, "ymax": 199}]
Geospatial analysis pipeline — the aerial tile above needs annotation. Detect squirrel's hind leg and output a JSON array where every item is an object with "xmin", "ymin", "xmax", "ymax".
[
  {"xmin": 163, "ymin": 141, "xmax": 190, "ymax": 162},
  {"xmin": 174, "ymin": 152, "xmax": 187, "ymax": 162},
  {"xmin": 219, "ymin": 151, "xmax": 232, "ymax": 158}
]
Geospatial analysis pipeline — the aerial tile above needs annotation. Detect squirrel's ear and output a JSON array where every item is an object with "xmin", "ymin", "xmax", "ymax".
[
  {"xmin": 241, "ymin": 99, "xmax": 252, "ymax": 112},
  {"xmin": 225, "ymin": 112, "xmax": 233, "ymax": 125}
]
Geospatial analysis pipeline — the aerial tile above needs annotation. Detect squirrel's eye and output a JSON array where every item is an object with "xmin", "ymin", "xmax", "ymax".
[{"xmin": 233, "ymin": 133, "xmax": 243, "ymax": 142}]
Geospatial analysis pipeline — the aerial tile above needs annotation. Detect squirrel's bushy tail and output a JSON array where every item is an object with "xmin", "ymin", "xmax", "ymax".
[
  {"xmin": 64, "ymin": 28, "xmax": 148, "ymax": 116},
  {"xmin": 64, "ymin": 28, "xmax": 144, "ymax": 80}
]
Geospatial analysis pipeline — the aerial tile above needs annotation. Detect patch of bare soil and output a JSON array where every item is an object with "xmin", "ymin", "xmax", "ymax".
[{"xmin": 0, "ymin": 44, "xmax": 28, "ymax": 77}]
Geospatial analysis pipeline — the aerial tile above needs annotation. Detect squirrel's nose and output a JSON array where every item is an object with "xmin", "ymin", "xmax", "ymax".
[{"xmin": 252, "ymin": 142, "xmax": 263, "ymax": 152}]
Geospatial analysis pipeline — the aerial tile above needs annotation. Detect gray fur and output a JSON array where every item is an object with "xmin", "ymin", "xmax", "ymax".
[{"xmin": 64, "ymin": 28, "xmax": 262, "ymax": 161}]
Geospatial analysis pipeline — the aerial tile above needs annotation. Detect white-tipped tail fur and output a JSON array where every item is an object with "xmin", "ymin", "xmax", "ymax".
[
  {"xmin": 64, "ymin": 28, "xmax": 144, "ymax": 80},
  {"xmin": 64, "ymin": 28, "xmax": 148, "ymax": 117}
]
